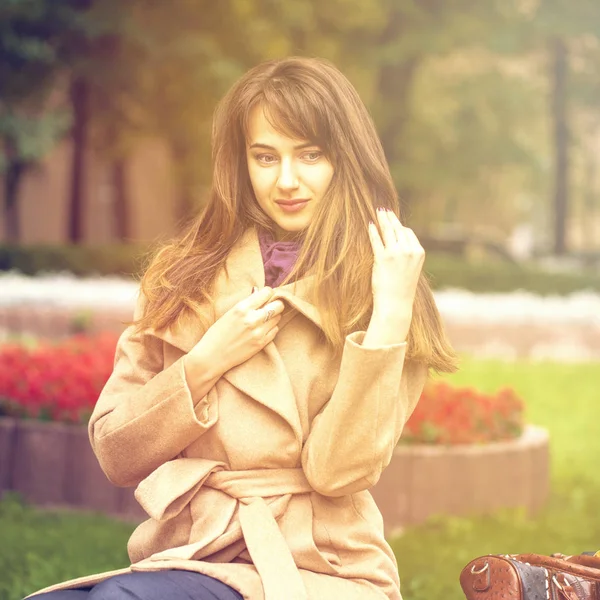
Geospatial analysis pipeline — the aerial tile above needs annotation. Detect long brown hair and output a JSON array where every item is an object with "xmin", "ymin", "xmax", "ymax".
[{"xmin": 135, "ymin": 56, "xmax": 457, "ymax": 373}]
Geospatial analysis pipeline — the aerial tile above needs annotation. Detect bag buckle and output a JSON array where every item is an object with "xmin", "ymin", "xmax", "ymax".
[{"xmin": 470, "ymin": 561, "xmax": 490, "ymax": 592}]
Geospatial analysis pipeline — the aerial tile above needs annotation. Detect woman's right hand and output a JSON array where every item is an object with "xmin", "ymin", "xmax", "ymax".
[{"xmin": 186, "ymin": 286, "xmax": 285, "ymax": 379}]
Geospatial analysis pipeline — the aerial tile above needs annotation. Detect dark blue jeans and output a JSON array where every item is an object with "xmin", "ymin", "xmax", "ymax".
[{"xmin": 28, "ymin": 570, "xmax": 243, "ymax": 600}]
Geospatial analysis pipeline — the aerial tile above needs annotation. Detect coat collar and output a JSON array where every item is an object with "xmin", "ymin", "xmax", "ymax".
[
  {"xmin": 153, "ymin": 227, "xmax": 322, "ymax": 354},
  {"xmin": 150, "ymin": 227, "xmax": 323, "ymax": 442}
]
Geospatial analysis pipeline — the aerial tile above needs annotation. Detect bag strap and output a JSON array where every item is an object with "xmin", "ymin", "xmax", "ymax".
[{"xmin": 514, "ymin": 554, "xmax": 600, "ymax": 579}]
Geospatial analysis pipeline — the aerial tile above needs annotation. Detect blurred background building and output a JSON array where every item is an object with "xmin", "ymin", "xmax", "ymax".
[{"xmin": 0, "ymin": 136, "xmax": 177, "ymax": 244}]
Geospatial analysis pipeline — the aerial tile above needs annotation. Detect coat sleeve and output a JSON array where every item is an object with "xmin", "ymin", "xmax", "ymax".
[
  {"xmin": 301, "ymin": 330, "xmax": 428, "ymax": 497},
  {"xmin": 88, "ymin": 294, "xmax": 218, "ymax": 487}
]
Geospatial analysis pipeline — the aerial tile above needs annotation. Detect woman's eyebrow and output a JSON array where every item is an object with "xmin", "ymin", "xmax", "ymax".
[{"xmin": 248, "ymin": 142, "xmax": 317, "ymax": 150}]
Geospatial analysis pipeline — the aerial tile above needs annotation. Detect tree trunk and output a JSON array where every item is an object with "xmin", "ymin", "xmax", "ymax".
[
  {"xmin": 377, "ymin": 58, "xmax": 420, "ymax": 167},
  {"xmin": 68, "ymin": 77, "xmax": 90, "ymax": 243},
  {"xmin": 168, "ymin": 140, "xmax": 198, "ymax": 230},
  {"xmin": 550, "ymin": 37, "xmax": 569, "ymax": 255},
  {"xmin": 582, "ymin": 148, "xmax": 596, "ymax": 250},
  {"xmin": 174, "ymin": 184, "xmax": 198, "ymax": 233},
  {"xmin": 113, "ymin": 158, "xmax": 130, "ymax": 241},
  {"xmin": 376, "ymin": 58, "xmax": 420, "ymax": 216},
  {"xmin": 374, "ymin": 9, "xmax": 421, "ymax": 215},
  {"xmin": 3, "ymin": 161, "xmax": 25, "ymax": 244}
]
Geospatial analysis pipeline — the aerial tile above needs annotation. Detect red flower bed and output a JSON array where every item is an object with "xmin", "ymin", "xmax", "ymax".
[
  {"xmin": 402, "ymin": 381, "xmax": 525, "ymax": 445},
  {"xmin": 0, "ymin": 334, "xmax": 525, "ymax": 445},
  {"xmin": 0, "ymin": 333, "xmax": 119, "ymax": 424}
]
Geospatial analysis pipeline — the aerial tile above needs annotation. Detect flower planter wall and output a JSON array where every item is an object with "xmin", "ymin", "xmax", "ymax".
[
  {"xmin": 65, "ymin": 427, "xmax": 122, "ymax": 515},
  {"xmin": 370, "ymin": 425, "xmax": 550, "ymax": 536},
  {"xmin": 11, "ymin": 420, "xmax": 72, "ymax": 506},
  {"xmin": 1, "ymin": 417, "xmax": 550, "ymax": 533},
  {"xmin": 0, "ymin": 417, "xmax": 17, "ymax": 494},
  {"xmin": 1, "ymin": 417, "xmax": 145, "ymax": 521},
  {"xmin": 1, "ymin": 301, "xmax": 551, "ymax": 529}
]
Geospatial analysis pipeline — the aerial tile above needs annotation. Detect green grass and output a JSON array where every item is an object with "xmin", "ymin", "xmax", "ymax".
[
  {"xmin": 391, "ymin": 357, "xmax": 600, "ymax": 600},
  {"xmin": 0, "ymin": 497, "xmax": 133, "ymax": 600},
  {"xmin": 2, "ymin": 357, "xmax": 600, "ymax": 600}
]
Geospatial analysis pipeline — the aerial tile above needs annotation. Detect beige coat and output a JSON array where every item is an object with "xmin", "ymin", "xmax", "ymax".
[{"xmin": 29, "ymin": 228, "xmax": 428, "ymax": 600}]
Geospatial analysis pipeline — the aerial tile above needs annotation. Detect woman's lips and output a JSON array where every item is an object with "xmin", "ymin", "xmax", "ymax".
[{"xmin": 276, "ymin": 199, "xmax": 309, "ymax": 213}]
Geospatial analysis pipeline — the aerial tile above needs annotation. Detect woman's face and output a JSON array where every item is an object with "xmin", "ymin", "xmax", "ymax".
[{"xmin": 246, "ymin": 105, "xmax": 334, "ymax": 241}]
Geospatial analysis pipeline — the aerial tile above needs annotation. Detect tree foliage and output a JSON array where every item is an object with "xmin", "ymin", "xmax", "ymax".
[{"xmin": 1, "ymin": 0, "xmax": 599, "ymax": 251}]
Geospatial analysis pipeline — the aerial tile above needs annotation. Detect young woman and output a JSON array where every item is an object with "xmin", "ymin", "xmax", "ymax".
[{"xmin": 28, "ymin": 56, "xmax": 457, "ymax": 600}]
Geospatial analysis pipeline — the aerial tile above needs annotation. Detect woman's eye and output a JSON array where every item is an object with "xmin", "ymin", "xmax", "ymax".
[
  {"xmin": 303, "ymin": 151, "xmax": 322, "ymax": 162},
  {"xmin": 256, "ymin": 154, "xmax": 277, "ymax": 164}
]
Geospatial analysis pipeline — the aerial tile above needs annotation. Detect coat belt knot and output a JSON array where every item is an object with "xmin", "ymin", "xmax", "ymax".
[{"xmin": 134, "ymin": 458, "xmax": 312, "ymax": 600}]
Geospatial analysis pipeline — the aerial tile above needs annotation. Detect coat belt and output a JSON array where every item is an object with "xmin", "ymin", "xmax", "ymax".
[{"xmin": 134, "ymin": 458, "xmax": 313, "ymax": 600}]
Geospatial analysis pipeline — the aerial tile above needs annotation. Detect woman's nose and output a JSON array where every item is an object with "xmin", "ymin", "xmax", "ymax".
[{"xmin": 276, "ymin": 159, "xmax": 299, "ymax": 191}]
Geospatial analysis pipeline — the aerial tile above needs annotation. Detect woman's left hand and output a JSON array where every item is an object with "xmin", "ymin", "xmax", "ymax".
[{"xmin": 367, "ymin": 208, "xmax": 425, "ymax": 318}]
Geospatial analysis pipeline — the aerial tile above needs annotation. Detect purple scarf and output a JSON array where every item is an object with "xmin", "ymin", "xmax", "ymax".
[{"xmin": 257, "ymin": 228, "xmax": 302, "ymax": 287}]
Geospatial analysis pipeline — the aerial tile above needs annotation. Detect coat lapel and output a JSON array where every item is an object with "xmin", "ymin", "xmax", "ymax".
[{"xmin": 150, "ymin": 227, "xmax": 322, "ymax": 442}]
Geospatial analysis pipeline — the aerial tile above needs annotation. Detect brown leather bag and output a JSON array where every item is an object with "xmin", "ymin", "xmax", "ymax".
[{"xmin": 460, "ymin": 552, "xmax": 600, "ymax": 600}]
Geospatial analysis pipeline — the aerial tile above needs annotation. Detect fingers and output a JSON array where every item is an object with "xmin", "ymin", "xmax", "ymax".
[
  {"xmin": 258, "ymin": 299, "xmax": 285, "ymax": 324},
  {"xmin": 387, "ymin": 210, "xmax": 405, "ymax": 244},
  {"xmin": 241, "ymin": 286, "xmax": 274, "ymax": 311},
  {"xmin": 377, "ymin": 209, "xmax": 423, "ymax": 252},
  {"xmin": 368, "ymin": 222, "xmax": 384, "ymax": 256},
  {"xmin": 257, "ymin": 312, "xmax": 282, "ymax": 330},
  {"xmin": 403, "ymin": 227, "xmax": 424, "ymax": 254},
  {"xmin": 241, "ymin": 297, "xmax": 285, "ymax": 329},
  {"xmin": 370, "ymin": 208, "xmax": 400, "ymax": 253},
  {"xmin": 376, "ymin": 208, "xmax": 396, "ymax": 247},
  {"xmin": 264, "ymin": 299, "xmax": 285, "ymax": 315},
  {"xmin": 260, "ymin": 323, "xmax": 279, "ymax": 347},
  {"xmin": 254, "ymin": 304, "xmax": 282, "ymax": 345}
]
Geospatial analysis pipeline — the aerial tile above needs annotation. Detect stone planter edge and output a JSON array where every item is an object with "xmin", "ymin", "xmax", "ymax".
[{"xmin": 371, "ymin": 424, "xmax": 550, "ymax": 536}]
